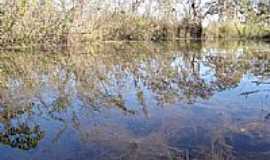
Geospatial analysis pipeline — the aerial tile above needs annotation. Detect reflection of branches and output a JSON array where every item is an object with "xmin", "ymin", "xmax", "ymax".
[
  {"xmin": 71, "ymin": 111, "xmax": 89, "ymax": 142},
  {"xmin": 106, "ymin": 95, "xmax": 136, "ymax": 115},
  {"xmin": 2, "ymin": 41, "xmax": 257, "ymax": 108},
  {"xmin": 252, "ymin": 81, "xmax": 270, "ymax": 86},
  {"xmin": 1, "ymin": 41, "xmax": 270, "ymax": 159},
  {"xmin": 36, "ymin": 95, "xmax": 68, "ymax": 143},
  {"xmin": 240, "ymin": 89, "xmax": 270, "ymax": 97},
  {"xmin": 52, "ymin": 123, "xmax": 67, "ymax": 143},
  {"xmin": 136, "ymin": 89, "xmax": 149, "ymax": 118},
  {"xmin": 240, "ymin": 90, "xmax": 260, "ymax": 97},
  {"xmin": 1, "ymin": 42, "xmax": 270, "ymax": 146}
]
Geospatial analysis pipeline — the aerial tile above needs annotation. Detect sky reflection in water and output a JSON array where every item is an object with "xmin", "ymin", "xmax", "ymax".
[{"xmin": 0, "ymin": 41, "xmax": 270, "ymax": 160}]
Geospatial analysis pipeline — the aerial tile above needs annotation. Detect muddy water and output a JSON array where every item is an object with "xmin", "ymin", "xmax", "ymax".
[{"xmin": 0, "ymin": 41, "xmax": 270, "ymax": 160}]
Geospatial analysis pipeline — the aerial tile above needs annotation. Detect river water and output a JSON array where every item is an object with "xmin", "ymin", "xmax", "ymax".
[{"xmin": 0, "ymin": 41, "xmax": 270, "ymax": 160}]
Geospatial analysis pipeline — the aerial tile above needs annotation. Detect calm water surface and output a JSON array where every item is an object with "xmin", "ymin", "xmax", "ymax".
[{"xmin": 0, "ymin": 41, "xmax": 270, "ymax": 160}]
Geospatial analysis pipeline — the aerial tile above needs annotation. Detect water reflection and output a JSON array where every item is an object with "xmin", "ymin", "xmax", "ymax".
[{"xmin": 0, "ymin": 41, "xmax": 270, "ymax": 159}]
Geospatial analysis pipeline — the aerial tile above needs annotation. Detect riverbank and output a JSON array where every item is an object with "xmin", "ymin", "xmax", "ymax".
[{"xmin": 1, "ymin": 7, "xmax": 269, "ymax": 51}]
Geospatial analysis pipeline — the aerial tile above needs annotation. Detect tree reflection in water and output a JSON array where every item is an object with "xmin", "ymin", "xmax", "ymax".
[{"xmin": 0, "ymin": 41, "xmax": 270, "ymax": 159}]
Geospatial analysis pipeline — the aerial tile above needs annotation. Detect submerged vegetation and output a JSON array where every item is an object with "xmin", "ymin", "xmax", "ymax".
[{"xmin": 0, "ymin": 0, "xmax": 269, "ymax": 50}]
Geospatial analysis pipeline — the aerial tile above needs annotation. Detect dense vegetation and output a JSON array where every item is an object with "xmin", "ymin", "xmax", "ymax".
[{"xmin": 0, "ymin": 0, "xmax": 270, "ymax": 49}]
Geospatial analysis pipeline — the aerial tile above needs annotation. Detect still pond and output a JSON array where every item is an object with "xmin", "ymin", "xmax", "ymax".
[{"xmin": 0, "ymin": 41, "xmax": 270, "ymax": 160}]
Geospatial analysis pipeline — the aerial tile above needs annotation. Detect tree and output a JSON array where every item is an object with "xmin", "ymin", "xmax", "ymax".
[{"xmin": 180, "ymin": 0, "xmax": 220, "ymax": 39}]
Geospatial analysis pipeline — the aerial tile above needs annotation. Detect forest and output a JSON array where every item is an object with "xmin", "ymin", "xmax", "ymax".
[{"xmin": 0, "ymin": 0, "xmax": 270, "ymax": 50}]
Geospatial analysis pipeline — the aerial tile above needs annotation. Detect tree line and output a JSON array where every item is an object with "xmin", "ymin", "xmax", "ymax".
[{"xmin": 0, "ymin": 0, "xmax": 269, "ymax": 49}]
